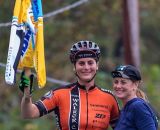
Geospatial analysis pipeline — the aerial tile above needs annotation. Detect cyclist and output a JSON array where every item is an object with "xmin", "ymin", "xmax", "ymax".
[
  {"xmin": 111, "ymin": 65, "xmax": 158, "ymax": 130},
  {"xmin": 19, "ymin": 40, "xmax": 120, "ymax": 130}
]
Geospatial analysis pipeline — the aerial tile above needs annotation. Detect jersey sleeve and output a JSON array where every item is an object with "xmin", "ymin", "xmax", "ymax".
[
  {"xmin": 109, "ymin": 95, "xmax": 120, "ymax": 128},
  {"xmin": 34, "ymin": 90, "xmax": 58, "ymax": 117},
  {"xmin": 133, "ymin": 102, "xmax": 157, "ymax": 130}
]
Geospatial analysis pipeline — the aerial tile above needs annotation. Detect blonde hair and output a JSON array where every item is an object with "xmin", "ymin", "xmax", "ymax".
[
  {"xmin": 136, "ymin": 88, "xmax": 148, "ymax": 102},
  {"xmin": 133, "ymin": 80, "xmax": 149, "ymax": 102}
]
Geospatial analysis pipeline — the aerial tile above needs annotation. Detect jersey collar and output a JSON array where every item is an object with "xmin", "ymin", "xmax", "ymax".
[{"xmin": 76, "ymin": 82, "xmax": 96, "ymax": 90}]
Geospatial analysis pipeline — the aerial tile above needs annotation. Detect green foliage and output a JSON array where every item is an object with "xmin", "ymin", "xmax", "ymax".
[
  {"xmin": 96, "ymin": 71, "xmax": 112, "ymax": 90},
  {"xmin": 142, "ymin": 65, "xmax": 160, "ymax": 107}
]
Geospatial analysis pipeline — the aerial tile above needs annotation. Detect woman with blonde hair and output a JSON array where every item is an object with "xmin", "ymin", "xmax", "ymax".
[{"xmin": 111, "ymin": 65, "xmax": 158, "ymax": 130}]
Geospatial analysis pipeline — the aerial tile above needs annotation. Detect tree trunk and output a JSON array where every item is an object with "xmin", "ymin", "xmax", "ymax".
[{"xmin": 122, "ymin": 0, "xmax": 140, "ymax": 68}]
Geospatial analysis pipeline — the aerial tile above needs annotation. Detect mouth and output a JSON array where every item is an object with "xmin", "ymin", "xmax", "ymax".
[
  {"xmin": 81, "ymin": 71, "xmax": 91, "ymax": 75},
  {"xmin": 114, "ymin": 89, "xmax": 123, "ymax": 94}
]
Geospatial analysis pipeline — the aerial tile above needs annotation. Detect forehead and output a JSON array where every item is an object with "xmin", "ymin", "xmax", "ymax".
[
  {"xmin": 113, "ymin": 77, "xmax": 131, "ymax": 82},
  {"xmin": 76, "ymin": 57, "xmax": 96, "ymax": 62}
]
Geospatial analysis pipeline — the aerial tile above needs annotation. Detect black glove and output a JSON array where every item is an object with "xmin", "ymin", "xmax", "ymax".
[{"xmin": 19, "ymin": 71, "xmax": 34, "ymax": 94}]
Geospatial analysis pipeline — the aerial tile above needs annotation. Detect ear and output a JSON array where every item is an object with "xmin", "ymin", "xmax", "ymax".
[
  {"xmin": 96, "ymin": 62, "xmax": 99, "ymax": 70},
  {"xmin": 135, "ymin": 81, "xmax": 139, "ymax": 87},
  {"xmin": 96, "ymin": 66, "xmax": 98, "ymax": 70},
  {"xmin": 73, "ymin": 67, "xmax": 75, "ymax": 71},
  {"xmin": 133, "ymin": 81, "xmax": 139, "ymax": 89}
]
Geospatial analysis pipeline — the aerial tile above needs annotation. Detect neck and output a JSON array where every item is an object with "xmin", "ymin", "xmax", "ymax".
[
  {"xmin": 78, "ymin": 79, "xmax": 95, "ymax": 91},
  {"xmin": 122, "ymin": 95, "xmax": 137, "ymax": 106}
]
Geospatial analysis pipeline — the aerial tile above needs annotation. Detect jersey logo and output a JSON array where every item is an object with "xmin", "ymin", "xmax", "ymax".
[
  {"xmin": 69, "ymin": 86, "xmax": 80, "ymax": 130},
  {"xmin": 95, "ymin": 113, "xmax": 106, "ymax": 119},
  {"xmin": 44, "ymin": 91, "xmax": 53, "ymax": 99}
]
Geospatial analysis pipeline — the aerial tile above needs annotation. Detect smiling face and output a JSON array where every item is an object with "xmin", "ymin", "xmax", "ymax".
[
  {"xmin": 74, "ymin": 58, "xmax": 98, "ymax": 85},
  {"xmin": 112, "ymin": 78, "xmax": 138, "ymax": 104}
]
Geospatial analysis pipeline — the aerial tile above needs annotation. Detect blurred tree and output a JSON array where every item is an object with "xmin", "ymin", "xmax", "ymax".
[{"xmin": 122, "ymin": 0, "xmax": 140, "ymax": 67}]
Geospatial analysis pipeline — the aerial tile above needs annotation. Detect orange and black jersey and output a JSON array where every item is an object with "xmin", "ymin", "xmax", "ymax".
[{"xmin": 34, "ymin": 82, "xmax": 120, "ymax": 130}]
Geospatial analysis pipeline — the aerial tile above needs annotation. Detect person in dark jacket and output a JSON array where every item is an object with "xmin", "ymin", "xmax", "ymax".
[{"xmin": 111, "ymin": 65, "xmax": 158, "ymax": 130}]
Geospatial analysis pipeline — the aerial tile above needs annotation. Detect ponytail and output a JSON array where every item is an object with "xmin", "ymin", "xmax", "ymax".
[{"xmin": 136, "ymin": 88, "xmax": 148, "ymax": 102}]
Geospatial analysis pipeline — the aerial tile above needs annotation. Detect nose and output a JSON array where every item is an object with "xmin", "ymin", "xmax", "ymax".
[
  {"xmin": 84, "ymin": 63, "xmax": 90, "ymax": 69},
  {"xmin": 114, "ymin": 82, "xmax": 121, "ymax": 89}
]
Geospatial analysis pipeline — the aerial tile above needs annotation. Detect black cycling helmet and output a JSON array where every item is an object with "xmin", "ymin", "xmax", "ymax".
[
  {"xmin": 111, "ymin": 65, "xmax": 141, "ymax": 81},
  {"xmin": 70, "ymin": 40, "xmax": 101, "ymax": 63}
]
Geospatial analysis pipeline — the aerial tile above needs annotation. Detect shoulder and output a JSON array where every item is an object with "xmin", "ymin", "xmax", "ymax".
[
  {"xmin": 131, "ymin": 98, "xmax": 148, "ymax": 108},
  {"xmin": 130, "ymin": 98, "xmax": 153, "ymax": 115},
  {"xmin": 98, "ymin": 87, "xmax": 114, "ymax": 95},
  {"xmin": 129, "ymin": 98, "xmax": 158, "ymax": 129},
  {"xmin": 129, "ymin": 98, "xmax": 146, "ymax": 108},
  {"xmin": 42, "ymin": 83, "xmax": 76, "ymax": 99},
  {"xmin": 51, "ymin": 82, "xmax": 76, "ymax": 92},
  {"xmin": 97, "ymin": 87, "xmax": 118, "ymax": 101}
]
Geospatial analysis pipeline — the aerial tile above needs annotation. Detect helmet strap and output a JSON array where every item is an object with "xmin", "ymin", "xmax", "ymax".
[{"xmin": 86, "ymin": 73, "xmax": 97, "ymax": 83}]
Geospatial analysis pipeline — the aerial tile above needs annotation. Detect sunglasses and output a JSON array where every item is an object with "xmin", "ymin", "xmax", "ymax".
[{"xmin": 112, "ymin": 71, "xmax": 130, "ymax": 79}]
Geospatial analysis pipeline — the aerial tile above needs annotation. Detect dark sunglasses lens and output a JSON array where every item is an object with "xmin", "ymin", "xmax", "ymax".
[{"xmin": 112, "ymin": 72, "xmax": 122, "ymax": 77}]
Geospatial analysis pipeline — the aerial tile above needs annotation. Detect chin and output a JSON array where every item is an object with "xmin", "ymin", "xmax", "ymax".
[
  {"xmin": 114, "ymin": 93, "xmax": 124, "ymax": 99},
  {"xmin": 82, "ymin": 78, "xmax": 91, "ymax": 82},
  {"xmin": 117, "ymin": 96, "xmax": 124, "ymax": 100},
  {"xmin": 81, "ymin": 76, "xmax": 92, "ymax": 80}
]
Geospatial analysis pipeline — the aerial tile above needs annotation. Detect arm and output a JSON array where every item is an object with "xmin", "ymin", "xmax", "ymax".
[
  {"xmin": 134, "ymin": 102, "xmax": 157, "ymax": 130},
  {"xmin": 19, "ymin": 68, "xmax": 40, "ymax": 119},
  {"xmin": 110, "ymin": 96, "xmax": 120, "ymax": 129},
  {"xmin": 21, "ymin": 87, "xmax": 40, "ymax": 118}
]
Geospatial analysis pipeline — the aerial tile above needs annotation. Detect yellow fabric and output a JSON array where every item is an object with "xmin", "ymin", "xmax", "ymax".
[
  {"xmin": 13, "ymin": 0, "xmax": 22, "ymax": 18},
  {"xmin": 34, "ymin": 17, "xmax": 46, "ymax": 87},
  {"xmin": 18, "ymin": 0, "xmax": 30, "ymax": 23},
  {"xmin": 18, "ymin": 42, "xmax": 34, "ymax": 68}
]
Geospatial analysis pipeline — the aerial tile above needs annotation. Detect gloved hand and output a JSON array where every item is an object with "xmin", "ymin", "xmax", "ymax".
[{"xmin": 19, "ymin": 70, "xmax": 34, "ymax": 94}]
